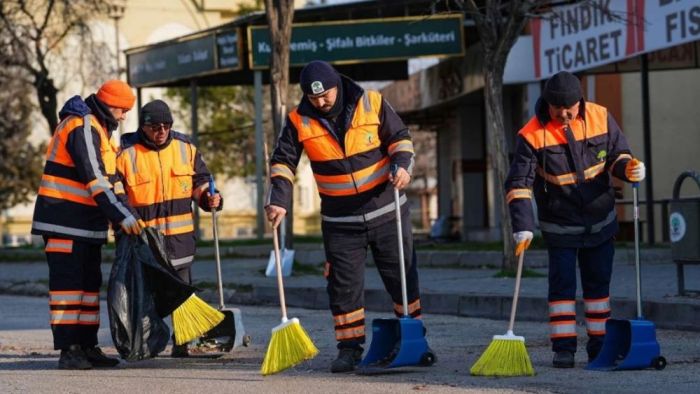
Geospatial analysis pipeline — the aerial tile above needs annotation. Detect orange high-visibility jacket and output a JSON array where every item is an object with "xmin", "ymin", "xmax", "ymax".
[
  {"xmin": 268, "ymin": 77, "xmax": 414, "ymax": 229},
  {"xmin": 505, "ymin": 99, "xmax": 635, "ymax": 247},
  {"xmin": 116, "ymin": 130, "xmax": 215, "ymax": 268},
  {"xmin": 32, "ymin": 95, "xmax": 132, "ymax": 244}
]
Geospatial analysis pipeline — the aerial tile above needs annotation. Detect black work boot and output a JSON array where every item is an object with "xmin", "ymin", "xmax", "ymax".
[
  {"xmin": 58, "ymin": 344, "xmax": 92, "ymax": 370},
  {"xmin": 587, "ymin": 336, "xmax": 604, "ymax": 363},
  {"xmin": 171, "ymin": 343, "xmax": 189, "ymax": 358},
  {"xmin": 330, "ymin": 347, "xmax": 363, "ymax": 373},
  {"xmin": 552, "ymin": 351, "xmax": 575, "ymax": 368},
  {"xmin": 83, "ymin": 346, "xmax": 119, "ymax": 367}
]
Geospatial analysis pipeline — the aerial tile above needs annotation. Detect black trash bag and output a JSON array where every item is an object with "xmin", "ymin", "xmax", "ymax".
[
  {"xmin": 107, "ymin": 227, "xmax": 197, "ymax": 360},
  {"xmin": 140, "ymin": 227, "xmax": 198, "ymax": 317}
]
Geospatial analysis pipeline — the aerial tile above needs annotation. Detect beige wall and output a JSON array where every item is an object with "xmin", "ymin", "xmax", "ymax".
[{"xmin": 620, "ymin": 68, "xmax": 700, "ymax": 241}]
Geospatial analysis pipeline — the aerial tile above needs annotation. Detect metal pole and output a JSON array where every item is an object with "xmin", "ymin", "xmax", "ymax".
[
  {"xmin": 640, "ymin": 54, "xmax": 655, "ymax": 244},
  {"xmin": 394, "ymin": 186, "xmax": 409, "ymax": 317},
  {"xmin": 191, "ymin": 79, "xmax": 201, "ymax": 240},
  {"xmin": 114, "ymin": 14, "xmax": 124, "ymax": 135},
  {"xmin": 633, "ymin": 184, "xmax": 643, "ymax": 319},
  {"xmin": 114, "ymin": 17, "xmax": 121, "ymax": 78},
  {"xmin": 255, "ymin": 71, "xmax": 265, "ymax": 240},
  {"xmin": 210, "ymin": 179, "xmax": 225, "ymax": 309},
  {"xmin": 136, "ymin": 88, "xmax": 142, "ymax": 123}
]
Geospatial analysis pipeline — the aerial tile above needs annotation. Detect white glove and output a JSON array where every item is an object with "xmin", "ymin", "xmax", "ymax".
[
  {"xmin": 120, "ymin": 215, "xmax": 143, "ymax": 235},
  {"xmin": 625, "ymin": 159, "xmax": 646, "ymax": 183},
  {"xmin": 513, "ymin": 231, "xmax": 534, "ymax": 256}
]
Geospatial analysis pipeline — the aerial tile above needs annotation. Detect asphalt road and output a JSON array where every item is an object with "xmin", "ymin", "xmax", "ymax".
[{"xmin": 1, "ymin": 295, "xmax": 699, "ymax": 393}]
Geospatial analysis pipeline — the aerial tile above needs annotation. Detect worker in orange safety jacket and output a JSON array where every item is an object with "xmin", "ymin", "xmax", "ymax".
[
  {"xmin": 265, "ymin": 60, "xmax": 429, "ymax": 373},
  {"xmin": 505, "ymin": 71, "xmax": 646, "ymax": 368},
  {"xmin": 32, "ymin": 80, "xmax": 142, "ymax": 370},
  {"xmin": 116, "ymin": 99, "xmax": 221, "ymax": 357}
]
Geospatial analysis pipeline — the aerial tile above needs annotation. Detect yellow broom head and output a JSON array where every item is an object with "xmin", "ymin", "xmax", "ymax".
[
  {"xmin": 470, "ymin": 330, "xmax": 535, "ymax": 377},
  {"xmin": 260, "ymin": 317, "xmax": 319, "ymax": 376},
  {"xmin": 172, "ymin": 294, "xmax": 225, "ymax": 345}
]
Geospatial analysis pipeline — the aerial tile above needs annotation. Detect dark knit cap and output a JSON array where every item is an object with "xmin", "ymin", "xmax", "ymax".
[
  {"xmin": 141, "ymin": 99, "xmax": 173, "ymax": 125},
  {"xmin": 543, "ymin": 71, "xmax": 583, "ymax": 107},
  {"xmin": 299, "ymin": 60, "xmax": 341, "ymax": 95}
]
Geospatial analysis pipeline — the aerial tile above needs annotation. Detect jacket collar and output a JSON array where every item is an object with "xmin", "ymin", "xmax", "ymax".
[
  {"xmin": 136, "ymin": 127, "xmax": 173, "ymax": 151},
  {"xmin": 535, "ymin": 97, "xmax": 587, "ymax": 126},
  {"xmin": 85, "ymin": 94, "xmax": 119, "ymax": 133},
  {"xmin": 58, "ymin": 95, "xmax": 91, "ymax": 120}
]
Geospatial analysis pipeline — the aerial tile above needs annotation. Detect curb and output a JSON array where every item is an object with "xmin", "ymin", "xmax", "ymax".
[
  {"xmin": 2, "ymin": 280, "xmax": 698, "ymax": 332},
  {"xmin": 0, "ymin": 246, "xmax": 673, "ymax": 269},
  {"xmin": 228, "ymin": 284, "xmax": 700, "ymax": 333}
]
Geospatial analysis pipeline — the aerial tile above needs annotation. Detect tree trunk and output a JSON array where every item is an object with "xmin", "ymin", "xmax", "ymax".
[
  {"xmin": 483, "ymin": 57, "xmax": 516, "ymax": 270},
  {"xmin": 463, "ymin": 0, "xmax": 538, "ymax": 271},
  {"xmin": 265, "ymin": 0, "xmax": 295, "ymax": 248},
  {"xmin": 35, "ymin": 73, "xmax": 58, "ymax": 134}
]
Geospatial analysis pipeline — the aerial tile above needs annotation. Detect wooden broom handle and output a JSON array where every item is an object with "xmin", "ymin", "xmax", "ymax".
[
  {"xmin": 264, "ymin": 141, "xmax": 288, "ymax": 322},
  {"xmin": 508, "ymin": 251, "xmax": 526, "ymax": 333},
  {"xmin": 272, "ymin": 224, "xmax": 288, "ymax": 321}
]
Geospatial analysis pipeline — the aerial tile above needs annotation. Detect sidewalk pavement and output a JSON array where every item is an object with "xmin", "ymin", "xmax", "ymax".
[{"xmin": 1, "ymin": 244, "xmax": 699, "ymax": 331}]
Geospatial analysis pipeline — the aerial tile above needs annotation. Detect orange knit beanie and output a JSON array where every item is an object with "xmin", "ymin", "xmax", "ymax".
[{"xmin": 96, "ymin": 80, "xmax": 136, "ymax": 110}]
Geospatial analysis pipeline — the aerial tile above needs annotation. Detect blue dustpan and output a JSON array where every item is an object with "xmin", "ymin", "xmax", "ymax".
[
  {"xmin": 587, "ymin": 318, "xmax": 665, "ymax": 370},
  {"xmin": 587, "ymin": 184, "xmax": 666, "ymax": 371},
  {"xmin": 359, "ymin": 317, "xmax": 433, "ymax": 368},
  {"xmin": 358, "ymin": 175, "xmax": 436, "ymax": 371}
]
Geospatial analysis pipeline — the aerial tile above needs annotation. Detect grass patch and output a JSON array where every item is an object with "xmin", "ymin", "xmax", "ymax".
[
  {"xmin": 493, "ymin": 268, "xmax": 547, "ymax": 278},
  {"xmin": 416, "ymin": 237, "xmax": 669, "ymax": 252},
  {"xmin": 257, "ymin": 260, "xmax": 324, "ymax": 276},
  {"xmin": 292, "ymin": 261, "xmax": 324, "ymax": 276},
  {"xmin": 415, "ymin": 236, "xmax": 548, "ymax": 251},
  {"xmin": 193, "ymin": 281, "xmax": 253, "ymax": 293},
  {"xmin": 196, "ymin": 235, "xmax": 323, "ymax": 247}
]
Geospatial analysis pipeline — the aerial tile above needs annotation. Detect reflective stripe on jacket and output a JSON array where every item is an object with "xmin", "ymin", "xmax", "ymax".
[
  {"xmin": 117, "ymin": 131, "xmax": 212, "ymax": 267},
  {"xmin": 505, "ymin": 100, "xmax": 634, "ymax": 247},
  {"xmin": 32, "ymin": 112, "xmax": 130, "ymax": 243},
  {"xmin": 268, "ymin": 77, "xmax": 414, "ymax": 229}
]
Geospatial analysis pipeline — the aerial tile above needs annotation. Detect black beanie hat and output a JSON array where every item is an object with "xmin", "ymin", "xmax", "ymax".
[
  {"xmin": 299, "ymin": 60, "xmax": 341, "ymax": 95},
  {"xmin": 543, "ymin": 71, "xmax": 583, "ymax": 107},
  {"xmin": 141, "ymin": 99, "xmax": 173, "ymax": 125}
]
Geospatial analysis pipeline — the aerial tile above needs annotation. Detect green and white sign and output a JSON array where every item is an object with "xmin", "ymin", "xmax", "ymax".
[
  {"xmin": 248, "ymin": 14, "xmax": 464, "ymax": 69},
  {"xmin": 128, "ymin": 28, "xmax": 241, "ymax": 87}
]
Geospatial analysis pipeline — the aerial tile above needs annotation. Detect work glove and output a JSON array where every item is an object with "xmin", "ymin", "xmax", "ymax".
[
  {"xmin": 513, "ymin": 230, "xmax": 534, "ymax": 257},
  {"xmin": 625, "ymin": 158, "xmax": 646, "ymax": 183},
  {"xmin": 120, "ymin": 215, "xmax": 143, "ymax": 235}
]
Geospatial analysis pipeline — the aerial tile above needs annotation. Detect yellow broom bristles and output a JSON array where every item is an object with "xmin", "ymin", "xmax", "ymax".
[
  {"xmin": 260, "ymin": 317, "xmax": 319, "ymax": 376},
  {"xmin": 172, "ymin": 294, "xmax": 225, "ymax": 345},
  {"xmin": 470, "ymin": 332, "xmax": 535, "ymax": 377}
]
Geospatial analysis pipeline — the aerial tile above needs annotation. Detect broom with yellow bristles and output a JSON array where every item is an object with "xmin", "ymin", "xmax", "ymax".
[
  {"xmin": 470, "ymin": 247, "xmax": 535, "ymax": 377},
  {"xmin": 260, "ymin": 222, "xmax": 319, "ymax": 375},
  {"xmin": 172, "ymin": 294, "xmax": 225, "ymax": 345},
  {"xmin": 140, "ymin": 226, "xmax": 225, "ymax": 346}
]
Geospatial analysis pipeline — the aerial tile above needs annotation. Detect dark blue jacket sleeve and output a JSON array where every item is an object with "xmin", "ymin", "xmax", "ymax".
[
  {"xmin": 378, "ymin": 98, "xmax": 414, "ymax": 174},
  {"xmin": 191, "ymin": 146, "xmax": 223, "ymax": 212},
  {"xmin": 504, "ymin": 135, "xmax": 537, "ymax": 232},
  {"xmin": 605, "ymin": 113, "xmax": 634, "ymax": 181},
  {"xmin": 268, "ymin": 116, "xmax": 303, "ymax": 210},
  {"xmin": 66, "ymin": 121, "xmax": 132, "ymax": 225}
]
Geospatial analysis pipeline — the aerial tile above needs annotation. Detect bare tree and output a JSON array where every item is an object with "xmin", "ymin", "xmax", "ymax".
[
  {"xmin": 0, "ymin": 74, "xmax": 44, "ymax": 210},
  {"xmin": 453, "ymin": 0, "xmax": 548, "ymax": 270},
  {"xmin": 0, "ymin": 0, "xmax": 112, "ymax": 135},
  {"xmin": 264, "ymin": 0, "xmax": 294, "ymax": 139},
  {"xmin": 264, "ymin": 0, "xmax": 295, "ymax": 247}
]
